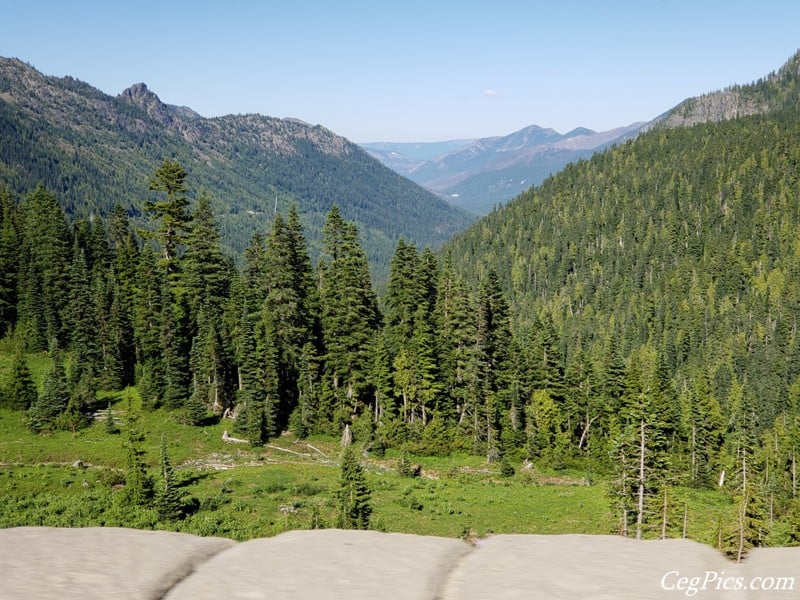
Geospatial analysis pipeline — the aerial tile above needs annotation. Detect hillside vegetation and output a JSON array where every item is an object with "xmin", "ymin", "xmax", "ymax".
[
  {"xmin": 443, "ymin": 51, "xmax": 800, "ymax": 550},
  {"xmin": 0, "ymin": 57, "xmax": 474, "ymax": 280},
  {"xmin": 3, "ymin": 52, "xmax": 800, "ymax": 556}
]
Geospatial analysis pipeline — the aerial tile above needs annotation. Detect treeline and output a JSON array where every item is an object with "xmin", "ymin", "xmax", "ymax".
[{"xmin": 0, "ymin": 159, "xmax": 522, "ymax": 461}]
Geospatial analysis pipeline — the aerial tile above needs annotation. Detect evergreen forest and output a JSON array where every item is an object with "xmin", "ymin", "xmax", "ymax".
[{"xmin": 3, "ymin": 53, "xmax": 800, "ymax": 556}]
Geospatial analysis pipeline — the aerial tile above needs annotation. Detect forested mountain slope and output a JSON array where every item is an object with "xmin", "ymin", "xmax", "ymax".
[
  {"xmin": 0, "ymin": 57, "xmax": 474, "ymax": 279},
  {"xmin": 444, "ymin": 51, "xmax": 800, "ymax": 426}
]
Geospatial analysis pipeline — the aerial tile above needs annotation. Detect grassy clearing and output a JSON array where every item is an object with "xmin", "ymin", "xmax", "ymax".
[
  {"xmin": 0, "ymin": 348, "xmax": 737, "ymax": 545},
  {"xmin": 0, "ymin": 401, "xmax": 735, "ymax": 545}
]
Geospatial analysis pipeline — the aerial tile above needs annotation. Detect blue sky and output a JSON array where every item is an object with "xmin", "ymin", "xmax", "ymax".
[{"xmin": 2, "ymin": 1, "xmax": 799, "ymax": 142}]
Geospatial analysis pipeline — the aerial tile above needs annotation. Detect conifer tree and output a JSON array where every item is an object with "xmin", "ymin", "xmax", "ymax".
[
  {"xmin": 230, "ymin": 291, "xmax": 262, "ymax": 402},
  {"xmin": 385, "ymin": 238, "xmax": 423, "ymax": 356},
  {"xmin": 95, "ymin": 273, "xmax": 135, "ymax": 389},
  {"xmin": 785, "ymin": 496, "xmax": 800, "ymax": 546},
  {"xmin": 369, "ymin": 332, "xmax": 395, "ymax": 424},
  {"xmin": 318, "ymin": 207, "xmax": 381, "ymax": 419},
  {"xmin": 473, "ymin": 270, "xmax": 513, "ymax": 459},
  {"xmin": 240, "ymin": 387, "xmax": 268, "ymax": 447},
  {"xmin": 722, "ymin": 395, "xmax": 767, "ymax": 561},
  {"xmin": 291, "ymin": 341, "xmax": 322, "ymax": 438},
  {"xmin": 0, "ymin": 184, "xmax": 19, "ymax": 335},
  {"xmin": 406, "ymin": 304, "xmax": 440, "ymax": 425},
  {"xmin": 434, "ymin": 253, "xmax": 475, "ymax": 425},
  {"xmin": 418, "ymin": 247, "xmax": 439, "ymax": 323},
  {"xmin": 132, "ymin": 246, "xmax": 165, "ymax": 409},
  {"xmin": 260, "ymin": 208, "xmax": 319, "ymax": 434},
  {"xmin": 122, "ymin": 391, "xmax": 153, "ymax": 507},
  {"xmin": 160, "ymin": 284, "xmax": 190, "ymax": 410},
  {"xmin": 526, "ymin": 389, "xmax": 567, "ymax": 460},
  {"xmin": 189, "ymin": 307, "xmax": 231, "ymax": 417},
  {"xmin": 109, "ymin": 204, "xmax": 141, "ymax": 304},
  {"xmin": 58, "ymin": 365, "xmax": 94, "ymax": 432},
  {"xmin": 2, "ymin": 346, "xmax": 36, "ymax": 411},
  {"xmin": 65, "ymin": 245, "xmax": 99, "ymax": 371},
  {"xmin": 142, "ymin": 158, "xmax": 192, "ymax": 272},
  {"xmin": 182, "ymin": 191, "xmax": 231, "ymax": 323},
  {"xmin": 28, "ymin": 345, "xmax": 69, "ymax": 433},
  {"xmin": 337, "ymin": 444, "xmax": 372, "ymax": 530},
  {"xmin": 17, "ymin": 185, "xmax": 71, "ymax": 349},
  {"xmin": 684, "ymin": 372, "xmax": 724, "ymax": 487},
  {"xmin": 155, "ymin": 434, "xmax": 184, "ymax": 520}
]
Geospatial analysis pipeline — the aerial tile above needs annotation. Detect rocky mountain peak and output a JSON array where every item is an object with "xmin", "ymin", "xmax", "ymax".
[
  {"xmin": 119, "ymin": 82, "xmax": 176, "ymax": 127},
  {"xmin": 119, "ymin": 82, "xmax": 161, "ymax": 106}
]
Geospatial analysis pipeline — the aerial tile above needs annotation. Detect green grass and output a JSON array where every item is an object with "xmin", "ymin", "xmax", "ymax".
[
  {"xmin": 0, "ymin": 400, "xmax": 737, "ymax": 545},
  {"xmin": 0, "ymin": 349, "xmax": 739, "ymax": 546}
]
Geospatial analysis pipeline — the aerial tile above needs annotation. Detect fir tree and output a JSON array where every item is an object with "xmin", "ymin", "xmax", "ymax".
[
  {"xmin": 337, "ymin": 444, "xmax": 372, "ymax": 530},
  {"xmin": 95, "ymin": 273, "xmax": 135, "ymax": 390},
  {"xmin": 0, "ymin": 184, "xmax": 19, "ymax": 335},
  {"xmin": 17, "ymin": 185, "xmax": 71, "ymax": 349},
  {"xmin": 259, "ymin": 208, "xmax": 318, "ymax": 434},
  {"xmin": 142, "ymin": 158, "xmax": 192, "ymax": 272},
  {"xmin": 189, "ymin": 307, "xmax": 231, "ymax": 417},
  {"xmin": 434, "ymin": 253, "xmax": 475, "ymax": 425},
  {"xmin": 28, "ymin": 346, "xmax": 69, "ymax": 433},
  {"xmin": 185, "ymin": 384, "xmax": 209, "ymax": 426},
  {"xmin": 182, "ymin": 190, "xmax": 231, "ymax": 323},
  {"xmin": 57, "ymin": 365, "xmax": 93, "ymax": 433},
  {"xmin": 122, "ymin": 391, "xmax": 153, "ymax": 507},
  {"xmin": 2, "ymin": 346, "xmax": 36, "ymax": 411},
  {"xmin": 240, "ymin": 387, "xmax": 267, "ymax": 447},
  {"xmin": 291, "ymin": 341, "xmax": 322, "ymax": 438},
  {"xmin": 132, "ymin": 246, "xmax": 164, "ymax": 409},
  {"xmin": 65, "ymin": 245, "xmax": 99, "ymax": 371},
  {"xmin": 160, "ymin": 284, "xmax": 190, "ymax": 410},
  {"xmin": 155, "ymin": 434, "xmax": 184, "ymax": 520},
  {"xmin": 318, "ymin": 207, "xmax": 381, "ymax": 417},
  {"xmin": 385, "ymin": 238, "xmax": 423, "ymax": 356},
  {"xmin": 369, "ymin": 332, "xmax": 395, "ymax": 424},
  {"xmin": 473, "ymin": 270, "xmax": 514, "ymax": 459}
]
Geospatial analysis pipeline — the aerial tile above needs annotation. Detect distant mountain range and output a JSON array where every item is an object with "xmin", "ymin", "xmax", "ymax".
[
  {"xmin": 363, "ymin": 52, "xmax": 800, "ymax": 216},
  {"xmin": 361, "ymin": 123, "xmax": 647, "ymax": 213},
  {"xmin": 0, "ymin": 57, "xmax": 475, "ymax": 282}
]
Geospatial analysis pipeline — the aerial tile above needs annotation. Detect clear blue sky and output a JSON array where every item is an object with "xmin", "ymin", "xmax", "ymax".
[{"xmin": 2, "ymin": 1, "xmax": 799, "ymax": 142}]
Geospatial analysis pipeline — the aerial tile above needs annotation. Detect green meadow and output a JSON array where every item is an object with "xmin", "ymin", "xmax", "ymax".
[{"xmin": 0, "ymin": 362, "xmax": 738, "ymax": 546}]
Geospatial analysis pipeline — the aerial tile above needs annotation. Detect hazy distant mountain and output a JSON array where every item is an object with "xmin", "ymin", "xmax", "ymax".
[
  {"xmin": 0, "ymin": 57, "xmax": 475, "ymax": 281},
  {"xmin": 361, "ymin": 123, "xmax": 646, "ymax": 214},
  {"xmin": 360, "ymin": 140, "xmax": 475, "ymax": 173}
]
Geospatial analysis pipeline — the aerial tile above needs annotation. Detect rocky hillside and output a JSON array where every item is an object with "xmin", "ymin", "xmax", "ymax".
[{"xmin": 659, "ymin": 50, "xmax": 800, "ymax": 128}]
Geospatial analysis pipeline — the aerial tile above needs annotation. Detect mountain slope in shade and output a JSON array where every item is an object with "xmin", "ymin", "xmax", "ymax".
[{"xmin": 0, "ymin": 57, "xmax": 475, "ymax": 281}]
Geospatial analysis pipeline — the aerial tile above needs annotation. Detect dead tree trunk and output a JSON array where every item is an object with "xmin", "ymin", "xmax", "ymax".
[{"xmin": 636, "ymin": 418, "xmax": 646, "ymax": 540}]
